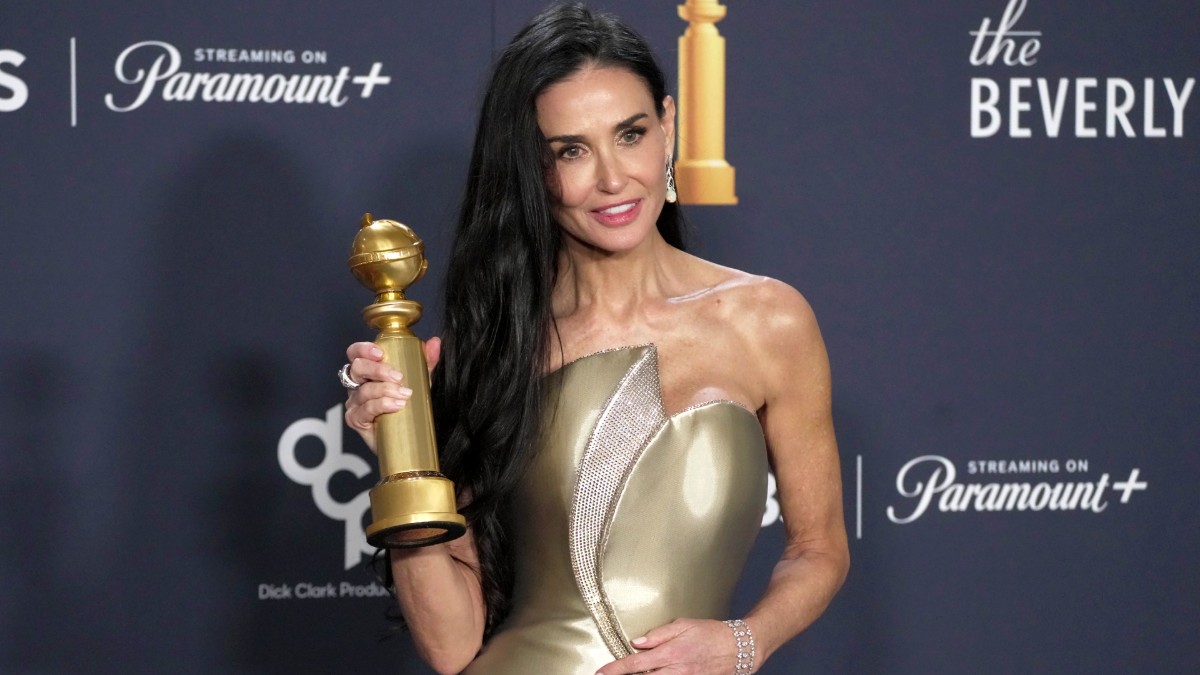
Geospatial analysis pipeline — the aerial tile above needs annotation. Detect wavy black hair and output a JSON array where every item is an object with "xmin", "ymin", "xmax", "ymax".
[{"xmin": 380, "ymin": 2, "xmax": 687, "ymax": 639}]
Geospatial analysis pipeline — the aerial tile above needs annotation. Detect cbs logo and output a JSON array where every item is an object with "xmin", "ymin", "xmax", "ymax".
[{"xmin": 0, "ymin": 49, "xmax": 29, "ymax": 112}]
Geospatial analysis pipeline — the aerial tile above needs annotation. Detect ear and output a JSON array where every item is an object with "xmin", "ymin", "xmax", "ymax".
[{"xmin": 660, "ymin": 95, "xmax": 677, "ymax": 158}]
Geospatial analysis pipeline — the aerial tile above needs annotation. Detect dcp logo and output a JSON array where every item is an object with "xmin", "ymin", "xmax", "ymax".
[
  {"xmin": 278, "ymin": 404, "xmax": 374, "ymax": 569},
  {"xmin": 0, "ymin": 49, "xmax": 29, "ymax": 112}
]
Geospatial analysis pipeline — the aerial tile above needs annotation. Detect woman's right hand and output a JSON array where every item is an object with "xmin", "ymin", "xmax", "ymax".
[{"xmin": 343, "ymin": 337, "xmax": 442, "ymax": 454}]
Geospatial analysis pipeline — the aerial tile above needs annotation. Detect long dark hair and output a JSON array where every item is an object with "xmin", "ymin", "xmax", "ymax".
[{"xmin": 383, "ymin": 2, "xmax": 687, "ymax": 639}]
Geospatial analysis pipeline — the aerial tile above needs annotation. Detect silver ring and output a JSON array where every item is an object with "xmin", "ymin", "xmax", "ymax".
[{"xmin": 338, "ymin": 364, "xmax": 362, "ymax": 390}]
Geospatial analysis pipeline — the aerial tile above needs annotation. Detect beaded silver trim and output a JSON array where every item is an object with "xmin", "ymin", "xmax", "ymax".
[
  {"xmin": 724, "ymin": 619, "xmax": 756, "ymax": 674},
  {"xmin": 556, "ymin": 342, "xmax": 654, "ymax": 371},
  {"xmin": 568, "ymin": 346, "xmax": 666, "ymax": 659}
]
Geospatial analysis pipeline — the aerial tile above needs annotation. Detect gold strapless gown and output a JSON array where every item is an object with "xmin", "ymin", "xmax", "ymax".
[{"xmin": 462, "ymin": 345, "xmax": 768, "ymax": 674}]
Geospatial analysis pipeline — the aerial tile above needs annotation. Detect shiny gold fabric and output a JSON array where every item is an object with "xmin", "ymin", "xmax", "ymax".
[{"xmin": 462, "ymin": 345, "xmax": 767, "ymax": 674}]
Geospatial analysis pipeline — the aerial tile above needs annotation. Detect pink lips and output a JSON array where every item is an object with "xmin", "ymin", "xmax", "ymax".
[{"xmin": 589, "ymin": 199, "xmax": 642, "ymax": 227}]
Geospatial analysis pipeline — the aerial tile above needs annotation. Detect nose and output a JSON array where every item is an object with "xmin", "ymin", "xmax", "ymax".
[{"xmin": 594, "ymin": 151, "xmax": 627, "ymax": 194}]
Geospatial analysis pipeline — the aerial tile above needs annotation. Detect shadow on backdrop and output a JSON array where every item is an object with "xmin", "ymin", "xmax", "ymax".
[{"xmin": 0, "ymin": 352, "xmax": 78, "ymax": 672}]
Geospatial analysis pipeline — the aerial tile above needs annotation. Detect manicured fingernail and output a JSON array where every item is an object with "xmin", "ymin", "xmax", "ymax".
[
  {"xmin": 398, "ymin": 387, "xmax": 413, "ymax": 397},
  {"xmin": 631, "ymin": 636, "xmax": 647, "ymax": 646},
  {"xmin": 389, "ymin": 370, "xmax": 404, "ymax": 383},
  {"xmin": 384, "ymin": 399, "xmax": 401, "ymax": 411},
  {"xmin": 370, "ymin": 347, "xmax": 383, "ymax": 358}
]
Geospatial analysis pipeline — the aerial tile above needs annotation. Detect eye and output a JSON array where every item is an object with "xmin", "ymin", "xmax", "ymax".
[
  {"xmin": 558, "ymin": 144, "xmax": 584, "ymax": 160},
  {"xmin": 618, "ymin": 127, "xmax": 646, "ymax": 144}
]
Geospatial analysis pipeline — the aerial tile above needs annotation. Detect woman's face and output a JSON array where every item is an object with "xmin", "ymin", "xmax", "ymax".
[{"xmin": 536, "ymin": 65, "xmax": 675, "ymax": 255}]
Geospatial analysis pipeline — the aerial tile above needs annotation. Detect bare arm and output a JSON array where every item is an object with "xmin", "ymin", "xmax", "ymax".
[
  {"xmin": 344, "ymin": 340, "xmax": 487, "ymax": 674},
  {"xmin": 388, "ymin": 533, "xmax": 486, "ymax": 673},
  {"xmin": 741, "ymin": 282, "xmax": 849, "ymax": 667}
]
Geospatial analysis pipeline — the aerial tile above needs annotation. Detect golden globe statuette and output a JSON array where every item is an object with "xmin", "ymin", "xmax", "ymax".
[{"xmin": 349, "ymin": 213, "xmax": 466, "ymax": 548}]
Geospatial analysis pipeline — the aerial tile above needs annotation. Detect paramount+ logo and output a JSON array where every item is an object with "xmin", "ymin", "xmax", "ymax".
[
  {"xmin": 105, "ymin": 41, "xmax": 391, "ymax": 112},
  {"xmin": 886, "ymin": 455, "xmax": 1148, "ymax": 524},
  {"xmin": 5, "ymin": 38, "xmax": 392, "ymax": 125}
]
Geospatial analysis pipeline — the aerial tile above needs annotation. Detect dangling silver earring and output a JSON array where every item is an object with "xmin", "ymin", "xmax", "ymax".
[{"xmin": 665, "ymin": 159, "xmax": 677, "ymax": 204}]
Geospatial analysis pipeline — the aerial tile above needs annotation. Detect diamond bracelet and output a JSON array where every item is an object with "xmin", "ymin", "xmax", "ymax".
[{"xmin": 723, "ymin": 619, "xmax": 755, "ymax": 674}]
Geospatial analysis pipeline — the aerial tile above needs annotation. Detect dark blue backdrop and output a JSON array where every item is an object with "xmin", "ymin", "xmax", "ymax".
[{"xmin": 2, "ymin": 1, "xmax": 1197, "ymax": 673}]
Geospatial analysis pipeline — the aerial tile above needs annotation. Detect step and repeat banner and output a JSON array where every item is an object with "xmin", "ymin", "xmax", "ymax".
[{"xmin": 2, "ymin": 1, "xmax": 1197, "ymax": 673}]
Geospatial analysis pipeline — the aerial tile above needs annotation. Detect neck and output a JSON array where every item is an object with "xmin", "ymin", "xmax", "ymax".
[{"xmin": 552, "ymin": 231, "xmax": 681, "ymax": 319}]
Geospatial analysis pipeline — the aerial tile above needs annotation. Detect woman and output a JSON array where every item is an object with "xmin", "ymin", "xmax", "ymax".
[{"xmin": 341, "ymin": 4, "xmax": 848, "ymax": 673}]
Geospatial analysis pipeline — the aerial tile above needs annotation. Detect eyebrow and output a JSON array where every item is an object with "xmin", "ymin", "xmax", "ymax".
[{"xmin": 544, "ymin": 112, "xmax": 649, "ymax": 144}]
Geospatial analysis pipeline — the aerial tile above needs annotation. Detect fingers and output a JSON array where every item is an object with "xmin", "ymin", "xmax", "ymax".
[
  {"xmin": 346, "ymin": 337, "xmax": 443, "ymax": 384},
  {"xmin": 631, "ymin": 619, "xmax": 691, "ymax": 649},
  {"xmin": 343, "ymin": 381, "xmax": 415, "ymax": 454},
  {"xmin": 346, "ymin": 341, "xmax": 383, "ymax": 363},
  {"xmin": 597, "ymin": 619, "xmax": 726, "ymax": 675},
  {"xmin": 351, "ymin": 381, "xmax": 414, "ymax": 411},
  {"xmin": 596, "ymin": 622, "xmax": 686, "ymax": 674},
  {"xmin": 348, "ymin": 355, "xmax": 405, "ymax": 390},
  {"xmin": 345, "ymin": 341, "xmax": 397, "ymax": 390},
  {"xmin": 342, "ymin": 337, "xmax": 441, "ymax": 450},
  {"xmin": 345, "ymin": 386, "xmax": 410, "ymax": 427},
  {"xmin": 423, "ymin": 336, "xmax": 442, "ymax": 373}
]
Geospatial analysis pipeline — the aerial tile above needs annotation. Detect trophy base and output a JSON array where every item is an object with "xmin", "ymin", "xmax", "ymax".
[
  {"xmin": 676, "ymin": 159, "xmax": 737, "ymax": 205},
  {"xmin": 367, "ymin": 515, "xmax": 467, "ymax": 549},
  {"xmin": 366, "ymin": 473, "xmax": 467, "ymax": 549}
]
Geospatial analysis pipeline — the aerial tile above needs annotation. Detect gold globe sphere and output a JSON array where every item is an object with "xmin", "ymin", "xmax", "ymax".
[{"xmin": 349, "ymin": 213, "xmax": 428, "ymax": 295}]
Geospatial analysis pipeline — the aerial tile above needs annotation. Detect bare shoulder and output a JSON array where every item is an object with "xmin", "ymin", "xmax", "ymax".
[
  {"xmin": 660, "ymin": 254, "xmax": 827, "ymax": 410},
  {"xmin": 706, "ymin": 271, "xmax": 827, "ymax": 411},
  {"xmin": 694, "ymin": 267, "xmax": 821, "ymax": 355}
]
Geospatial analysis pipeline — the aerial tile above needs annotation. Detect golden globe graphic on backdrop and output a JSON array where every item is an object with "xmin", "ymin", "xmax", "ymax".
[{"xmin": 677, "ymin": 0, "xmax": 737, "ymax": 205}]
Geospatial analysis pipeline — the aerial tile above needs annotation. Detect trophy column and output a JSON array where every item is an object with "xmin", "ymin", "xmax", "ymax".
[
  {"xmin": 349, "ymin": 213, "xmax": 466, "ymax": 548},
  {"xmin": 677, "ymin": 0, "xmax": 738, "ymax": 205}
]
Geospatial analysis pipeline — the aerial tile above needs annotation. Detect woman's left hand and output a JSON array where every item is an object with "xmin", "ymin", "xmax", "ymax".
[{"xmin": 595, "ymin": 618, "xmax": 745, "ymax": 674}]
